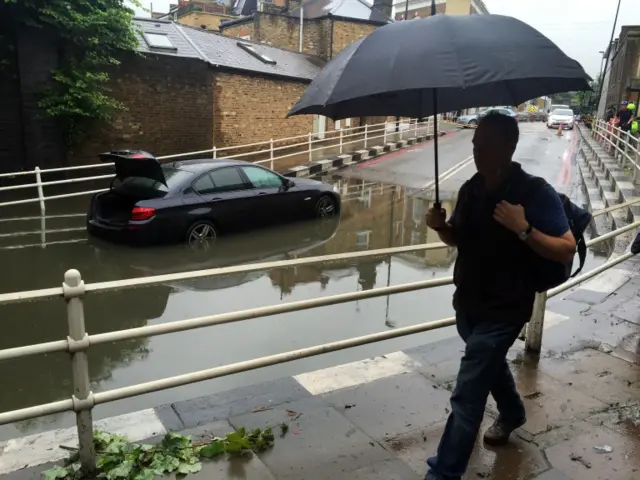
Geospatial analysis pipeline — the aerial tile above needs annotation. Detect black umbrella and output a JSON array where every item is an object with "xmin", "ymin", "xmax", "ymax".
[{"xmin": 287, "ymin": 4, "xmax": 591, "ymax": 207}]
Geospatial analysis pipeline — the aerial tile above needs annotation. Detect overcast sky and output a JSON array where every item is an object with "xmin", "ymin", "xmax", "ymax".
[{"xmin": 136, "ymin": 0, "xmax": 639, "ymax": 77}]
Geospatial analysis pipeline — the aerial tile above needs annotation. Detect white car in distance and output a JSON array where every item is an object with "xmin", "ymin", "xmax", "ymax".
[{"xmin": 547, "ymin": 108, "xmax": 575, "ymax": 130}]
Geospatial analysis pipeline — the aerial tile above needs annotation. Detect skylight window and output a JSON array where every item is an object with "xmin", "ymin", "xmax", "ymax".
[
  {"xmin": 143, "ymin": 33, "xmax": 177, "ymax": 51},
  {"xmin": 237, "ymin": 41, "xmax": 276, "ymax": 65}
]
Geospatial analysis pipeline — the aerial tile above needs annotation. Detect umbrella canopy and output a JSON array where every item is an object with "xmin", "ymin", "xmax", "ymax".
[{"xmin": 287, "ymin": 14, "xmax": 591, "ymax": 120}]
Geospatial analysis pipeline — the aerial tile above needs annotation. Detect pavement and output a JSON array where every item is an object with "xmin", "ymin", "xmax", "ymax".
[{"xmin": 4, "ymin": 251, "xmax": 640, "ymax": 480}]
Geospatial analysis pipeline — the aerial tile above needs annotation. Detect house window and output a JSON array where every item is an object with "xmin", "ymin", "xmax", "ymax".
[
  {"xmin": 237, "ymin": 41, "xmax": 276, "ymax": 64},
  {"xmin": 356, "ymin": 230, "xmax": 372, "ymax": 249},
  {"xmin": 334, "ymin": 118, "xmax": 352, "ymax": 130},
  {"xmin": 143, "ymin": 33, "xmax": 177, "ymax": 51}
]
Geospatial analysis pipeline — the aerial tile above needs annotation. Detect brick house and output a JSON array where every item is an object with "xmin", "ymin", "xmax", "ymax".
[
  {"xmin": 604, "ymin": 26, "xmax": 640, "ymax": 108},
  {"xmin": 70, "ymin": 17, "xmax": 330, "ymax": 165},
  {"xmin": 1, "ymin": 0, "xmax": 394, "ymax": 171},
  {"xmin": 392, "ymin": 0, "xmax": 488, "ymax": 21}
]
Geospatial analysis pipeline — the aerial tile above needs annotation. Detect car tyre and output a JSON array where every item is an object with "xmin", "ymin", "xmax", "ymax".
[
  {"xmin": 468, "ymin": 119, "xmax": 477, "ymax": 126},
  {"xmin": 316, "ymin": 195, "xmax": 337, "ymax": 219},
  {"xmin": 186, "ymin": 220, "xmax": 217, "ymax": 252}
]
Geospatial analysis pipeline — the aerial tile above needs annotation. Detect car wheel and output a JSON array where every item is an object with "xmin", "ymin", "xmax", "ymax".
[
  {"xmin": 316, "ymin": 195, "xmax": 337, "ymax": 219},
  {"xmin": 468, "ymin": 119, "xmax": 477, "ymax": 126},
  {"xmin": 186, "ymin": 220, "xmax": 217, "ymax": 252}
]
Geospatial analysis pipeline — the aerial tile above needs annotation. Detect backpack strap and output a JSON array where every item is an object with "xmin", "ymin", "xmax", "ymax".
[{"xmin": 572, "ymin": 236, "xmax": 587, "ymax": 277}]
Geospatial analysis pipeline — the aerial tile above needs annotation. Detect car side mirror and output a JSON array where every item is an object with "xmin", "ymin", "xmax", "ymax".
[{"xmin": 285, "ymin": 179, "xmax": 295, "ymax": 189}]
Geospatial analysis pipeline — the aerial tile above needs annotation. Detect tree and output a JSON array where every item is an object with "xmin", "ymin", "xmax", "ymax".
[{"xmin": 4, "ymin": 0, "xmax": 141, "ymax": 145}]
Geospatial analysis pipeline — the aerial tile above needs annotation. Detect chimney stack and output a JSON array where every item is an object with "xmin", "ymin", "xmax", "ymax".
[{"xmin": 372, "ymin": 0, "xmax": 393, "ymax": 19}]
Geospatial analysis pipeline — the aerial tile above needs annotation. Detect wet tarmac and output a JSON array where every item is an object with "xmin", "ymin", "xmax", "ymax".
[{"xmin": 0, "ymin": 124, "xmax": 612, "ymax": 440}]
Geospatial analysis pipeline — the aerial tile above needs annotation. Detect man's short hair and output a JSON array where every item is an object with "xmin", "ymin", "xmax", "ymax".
[{"xmin": 478, "ymin": 111, "xmax": 519, "ymax": 146}]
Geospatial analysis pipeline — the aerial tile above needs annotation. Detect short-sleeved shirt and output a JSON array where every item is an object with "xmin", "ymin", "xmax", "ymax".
[
  {"xmin": 618, "ymin": 109, "xmax": 632, "ymax": 126},
  {"xmin": 448, "ymin": 162, "xmax": 569, "ymax": 322}
]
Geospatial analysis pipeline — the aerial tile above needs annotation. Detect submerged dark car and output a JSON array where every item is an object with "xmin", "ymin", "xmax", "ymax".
[{"xmin": 87, "ymin": 150, "xmax": 341, "ymax": 246}]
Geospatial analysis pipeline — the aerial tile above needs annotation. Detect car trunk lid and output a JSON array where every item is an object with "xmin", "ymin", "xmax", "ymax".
[{"xmin": 99, "ymin": 150, "xmax": 167, "ymax": 186}]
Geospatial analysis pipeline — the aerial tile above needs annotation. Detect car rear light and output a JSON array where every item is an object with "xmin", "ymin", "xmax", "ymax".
[{"xmin": 131, "ymin": 206, "xmax": 156, "ymax": 221}]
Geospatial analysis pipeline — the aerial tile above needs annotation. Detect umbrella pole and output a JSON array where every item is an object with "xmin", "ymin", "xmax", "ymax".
[{"xmin": 432, "ymin": 88, "xmax": 440, "ymax": 210}]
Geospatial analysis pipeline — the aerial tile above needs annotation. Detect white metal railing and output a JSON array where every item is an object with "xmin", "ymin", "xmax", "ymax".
[
  {"xmin": 0, "ymin": 195, "xmax": 637, "ymax": 474},
  {"xmin": 591, "ymin": 119, "xmax": 640, "ymax": 184},
  {"xmin": 0, "ymin": 118, "xmax": 436, "ymax": 217}
]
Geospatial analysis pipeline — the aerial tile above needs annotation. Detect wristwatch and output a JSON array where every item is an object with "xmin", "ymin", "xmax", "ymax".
[{"xmin": 518, "ymin": 224, "xmax": 533, "ymax": 241}]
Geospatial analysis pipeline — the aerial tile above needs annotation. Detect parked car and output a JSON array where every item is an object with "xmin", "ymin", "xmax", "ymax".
[
  {"xmin": 546, "ymin": 108, "xmax": 575, "ymax": 130},
  {"xmin": 86, "ymin": 150, "xmax": 341, "ymax": 246},
  {"xmin": 457, "ymin": 107, "xmax": 518, "ymax": 126}
]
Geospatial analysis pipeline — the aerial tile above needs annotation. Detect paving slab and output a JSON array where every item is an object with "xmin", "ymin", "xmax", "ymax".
[
  {"xmin": 587, "ymin": 403, "xmax": 640, "ymax": 437},
  {"xmin": 172, "ymin": 377, "xmax": 312, "ymax": 428},
  {"xmin": 337, "ymin": 458, "xmax": 421, "ymax": 479},
  {"xmin": 321, "ymin": 372, "xmax": 451, "ymax": 441},
  {"xmin": 536, "ymin": 348, "xmax": 640, "ymax": 405},
  {"xmin": 386, "ymin": 417, "xmax": 549, "ymax": 479},
  {"xmin": 544, "ymin": 424, "xmax": 640, "ymax": 480},
  {"xmin": 228, "ymin": 397, "xmax": 391, "ymax": 479},
  {"xmin": 486, "ymin": 365, "xmax": 607, "ymax": 436},
  {"xmin": 532, "ymin": 469, "xmax": 572, "ymax": 480}
]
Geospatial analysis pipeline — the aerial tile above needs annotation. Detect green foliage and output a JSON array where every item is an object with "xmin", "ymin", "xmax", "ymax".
[
  {"xmin": 42, "ymin": 427, "xmax": 277, "ymax": 479},
  {"xmin": 5, "ymin": 0, "xmax": 141, "ymax": 145}
]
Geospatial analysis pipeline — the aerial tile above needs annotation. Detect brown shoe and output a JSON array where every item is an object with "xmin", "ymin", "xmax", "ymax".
[{"xmin": 483, "ymin": 418, "xmax": 525, "ymax": 446}]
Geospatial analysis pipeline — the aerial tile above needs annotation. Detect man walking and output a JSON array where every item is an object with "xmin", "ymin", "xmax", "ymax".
[{"xmin": 423, "ymin": 113, "xmax": 577, "ymax": 480}]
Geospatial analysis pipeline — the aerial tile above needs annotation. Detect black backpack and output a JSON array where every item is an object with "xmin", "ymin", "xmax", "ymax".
[{"xmin": 525, "ymin": 177, "xmax": 592, "ymax": 292}]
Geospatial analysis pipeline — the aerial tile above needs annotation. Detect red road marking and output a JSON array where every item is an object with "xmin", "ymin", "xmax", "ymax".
[
  {"xmin": 557, "ymin": 134, "xmax": 578, "ymax": 186},
  {"xmin": 356, "ymin": 129, "xmax": 457, "ymax": 168}
]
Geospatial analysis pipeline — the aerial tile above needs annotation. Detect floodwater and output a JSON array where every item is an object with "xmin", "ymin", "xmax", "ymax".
[{"xmin": 0, "ymin": 132, "xmax": 611, "ymax": 439}]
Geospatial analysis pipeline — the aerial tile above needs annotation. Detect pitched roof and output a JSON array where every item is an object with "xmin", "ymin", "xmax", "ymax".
[
  {"xmin": 287, "ymin": 0, "xmax": 392, "ymax": 24},
  {"xmin": 133, "ymin": 17, "xmax": 325, "ymax": 81}
]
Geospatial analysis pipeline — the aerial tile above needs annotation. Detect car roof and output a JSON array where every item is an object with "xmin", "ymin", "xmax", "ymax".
[{"xmin": 165, "ymin": 158, "xmax": 255, "ymax": 173}]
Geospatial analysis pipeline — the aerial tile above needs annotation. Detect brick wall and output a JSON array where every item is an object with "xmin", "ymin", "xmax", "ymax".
[
  {"xmin": 222, "ymin": 14, "xmax": 332, "ymax": 59},
  {"xmin": 221, "ymin": 21, "xmax": 255, "ymax": 41},
  {"xmin": 177, "ymin": 12, "xmax": 235, "ymax": 30},
  {"xmin": 213, "ymin": 71, "xmax": 314, "ymax": 147},
  {"xmin": 331, "ymin": 20, "xmax": 376, "ymax": 57},
  {"xmin": 70, "ymin": 54, "xmax": 213, "ymax": 165}
]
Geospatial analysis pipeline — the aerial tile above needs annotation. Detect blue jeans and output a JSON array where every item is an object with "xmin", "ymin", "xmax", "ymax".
[{"xmin": 425, "ymin": 313, "xmax": 526, "ymax": 480}]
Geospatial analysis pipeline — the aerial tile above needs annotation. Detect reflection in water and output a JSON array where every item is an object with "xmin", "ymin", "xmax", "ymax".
[{"xmin": 0, "ymin": 175, "xmax": 461, "ymax": 436}]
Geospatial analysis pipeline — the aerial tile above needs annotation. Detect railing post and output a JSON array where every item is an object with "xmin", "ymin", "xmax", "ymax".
[
  {"xmin": 383, "ymin": 121, "xmax": 387, "ymax": 145},
  {"xmin": 213, "ymin": 146, "xmax": 217, "ymax": 159},
  {"xmin": 414, "ymin": 118, "xmax": 418, "ymax": 138},
  {"xmin": 269, "ymin": 139, "xmax": 274, "ymax": 170},
  {"xmin": 63, "ymin": 269, "xmax": 96, "ymax": 474},
  {"xmin": 524, "ymin": 291, "xmax": 547, "ymax": 353},
  {"xmin": 35, "ymin": 166, "xmax": 45, "ymax": 217},
  {"xmin": 339, "ymin": 127, "xmax": 344, "ymax": 154},
  {"xmin": 364, "ymin": 124, "xmax": 369, "ymax": 148},
  {"xmin": 308, "ymin": 132, "xmax": 312, "ymax": 162}
]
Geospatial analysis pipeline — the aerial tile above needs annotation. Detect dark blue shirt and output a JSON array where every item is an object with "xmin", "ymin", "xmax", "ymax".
[
  {"xmin": 449, "ymin": 174, "xmax": 569, "ymax": 237},
  {"xmin": 447, "ymin": 163, "xmax": 570, "ymax": 322}
]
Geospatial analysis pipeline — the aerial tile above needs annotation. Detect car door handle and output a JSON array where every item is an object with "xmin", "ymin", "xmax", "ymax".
[{"xmin": 258, "ymin": 192, "xmax": 268, "ymax": 196}]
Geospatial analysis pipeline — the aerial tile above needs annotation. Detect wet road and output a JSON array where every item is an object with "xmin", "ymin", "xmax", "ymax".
[{"xmin": 0, "ymin": 124, "xmax": 609, "ymax": 439}]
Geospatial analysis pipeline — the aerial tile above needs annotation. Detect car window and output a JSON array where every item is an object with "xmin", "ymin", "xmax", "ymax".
[
  {"xmin": 209, "ymin": 167, "xmax": 246, "ymax": 193},
  {"xmin": 242, "ymin": 166, "xmax": 283, "ymax": 189},
  {"xmin": 192, "ymin": 173, "xmax": 216, "ymax": 195},
  {"xmin": 553, "ymin": 109, "xmax": 574, "ymax": 116}
]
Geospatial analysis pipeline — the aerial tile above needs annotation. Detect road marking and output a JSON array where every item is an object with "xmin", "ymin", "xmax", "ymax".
[
  {"xmin": 356, "ymin": 129, "xmax": 458, "ymax": 168},
  {"xmin": 294, "ymin": 351, "xmax": 418, "ymax": 395},
  {"xmin": 419, "ymin": 155, "xmax": 475, "ymax": 191},
  {"xmin": 0, "ymin": 409, "xmax": 166, "ymax": 474}
]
